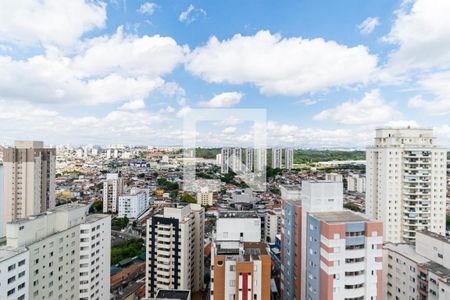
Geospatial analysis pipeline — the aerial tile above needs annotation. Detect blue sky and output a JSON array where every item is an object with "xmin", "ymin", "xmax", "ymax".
[{"xmin": 0, "ymin": 0, "xmax": 449, "ymax": 148}]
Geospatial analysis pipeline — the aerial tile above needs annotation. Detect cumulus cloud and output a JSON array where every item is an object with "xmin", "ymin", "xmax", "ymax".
[
  {"xmin": 222, "ymin": 127, "xmax": 237, "ymax": 134},
  {"xmin": 137, "ymin": 2, "xmax": 157, "ymax": 15},
  {"xmin": 73, "ymin": 27, "xmax": 187, "ymax": 77},
  {"xmin": 200, "ymin": 92, "xmax": 243, "ymax": 108},
  {"xmin": 384, "ymin": 0, "xmax": 450, "ymax": 72},
  {"xmin": 358, "ymin": 17, "xmax": 380, "ymax": 35},
  {"xmin": 120, "ymin": 99, "xmax": 146, "ymax": 110},
  {"xmin": 408, "ymin": 71, "xmax": 450, "ymax": 115},
  {"xmin": 314, "ymin": 90, "xmax": 402, "ymax": 125},
  {"xmin": 0, "ymin": 0, "xmax": 106, "ymax": 47},
  {"xmin": 0, "ymin": 27, "xmax": 187, "ymax": 106},
  {"xmin": 186, "ymin": 31, "xmax": 378, "ymax": 96},
  {"xmin": 179, "ymin": 4, "xmax": 206, "ymax": 24},
  {"xmin": 177, "ymin": 106, "xmax": 192, "ymax": 118}
]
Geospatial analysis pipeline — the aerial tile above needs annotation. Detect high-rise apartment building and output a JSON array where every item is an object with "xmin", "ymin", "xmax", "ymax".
[
  {"xmin": 366, "ymin": 128, "xmax": 447, "ymax": 243},
  {"xmin": 211, "ymin": 211, "xmax": 271, "ymax": 300},
  {"xmin": 145, "ymin": 204, "xmax": 204, "ymax": 298},
  {"xmin": 231, "ymin": 148, "xmax": 242, "ymax": 172},
  {"xmin": 221, "ymin": 148, "xmax": 230, "ymax": 174},
  {"xmin": 272, "ymin": 148, "xmax": 282, "ymax": 169},
  {"xmin": 2, "ymin": 204, "xmax": 111, "ymax": 300},
  {"xmin": 281, "ymin": 181, "xmax": 383, "ymax": 300},
  {"xmin": 264, "ymin": 209, "xmax": 282, "ymax": 243},
  {"xmin": 245, "ymin": 148, "xmax": 254, "ymax": 171},
  {"xmin": 79, "ymin": 215, "xmax": 111, "ymax": 300},
  {"xmin": 254, "ymin": 148, "xmax": 267, "ymax": 172},
  {"xmin": 346, "ymin": 174, "xmax": 366, "ymax": 193},
  {"xmin": 285, "ymin": 148, "xmax": 294, "ymax": 170},
  {"xmin": 3, "ymin": 141, "xmax": 56, "ymax": 231},
  {"xmin": 118, "ymin": 188, "xmax": 149, "ymax": 218},
  {"xmin": 383, "ymin": 230, "xmax": 450, "ymax": 299},
  {"xmin": 0, "ymin": 246, "xmax": 29, "ymax": 300},
  {"xmin": 102, "ymin": 173, "xmax": 124, "ymax": 213}
]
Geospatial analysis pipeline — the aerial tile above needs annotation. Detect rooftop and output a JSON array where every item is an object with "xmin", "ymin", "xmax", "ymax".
[
  {"xmin": 155, "ymin": 289, "xmax": 190, "ymax": 300},
  {"xmin": 0, "ymin": 246, "xmax": 28, "ymax": 262},
  {"xmin": 309, "ymin": 210, "xmax": 370, "ymax": 223},
  {"xmin": 419, "ymin": 230, "xmax": 450, "ymax": 244},
  {"xmin": 218, "ymin": 211, "xmax": 259, "ymax": 219},
  {"xmin": 421, "ymin": 261, "xmax": 450, "ymax": 283},
  {"xmin": 383, "ymin": 243, "xmax": 429, "ymax": 264}
]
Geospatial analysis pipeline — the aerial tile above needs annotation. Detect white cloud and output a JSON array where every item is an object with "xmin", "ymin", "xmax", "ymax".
[
  {"xmin": 358, "ymin": 17, "xmax": 380, "ymax": 35},
  {"xmin": 179, "ymin": 4, "xmax": 206, "ymax": 24},
  {"xmin": 165, "ymin": 106, "xmax": 175, "ymax": 113},
  {"xmin": 0, "ymin": 27, "xmax": 187, "ymax": 106},
  {"xmin": 73, "ymin": 27, "xmax": 187, "ymax": 77},
  {"xmin": 222, "ymin": 127, "xmax": 237, "ymax": 134},
  {"xmin": 120, "ymin": 99, "xmax": 146, "ymax": 110},
  {"xmin": 137, "ymin": 2, "xmax": 157, "ymax": 15},
  {"xmin": 314, "ymin": 90, "xmax": 402, "ymax": 125},
  {"xmin": 200, "ymin": 92, "xmax": 243, "ymax": 108},
  {"xmin": 0, "ymin": 54, "xmax": 164, "ymax": 105},
  {"xmin": 177, "ymin": 106, "xmax": 192, "ymax": 118},
  {"xmin": 408, "ymin": 71, "xmax": 450, "ymax": 115},
  {"xmin": 0, "ymin": 0, "xmax": 106, "ymax": 47},
  {"xmin": 384, "ymin": 0, "xmax": 450, "ymax": 72},
  {"xmin": 186, "ymin": 31, "xmax": 378, "ymax": 96},
  {"xmin": 300, "ymin": 98, "xmax": 319, "ymax": 106}
]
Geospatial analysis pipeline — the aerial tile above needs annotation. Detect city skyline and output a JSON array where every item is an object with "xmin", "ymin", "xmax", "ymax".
[{"xmin": 1, "ymin": 0, "xmax": 450, "ymax": 147}]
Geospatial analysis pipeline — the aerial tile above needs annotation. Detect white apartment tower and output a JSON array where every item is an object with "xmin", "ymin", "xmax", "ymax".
[
  {"xmin": 196, "ymin": 187, "xmax": 214, "ymax": 207},
  {"xmin": 272, "ymin": 148, "xmax": 282, "ymax": 169},
  {"xmin": 285, "ymin": 148, "xmax": 294, "ymax": 170},
  {"xmin": 2, "ymin": 141, "xmax": 56, "ymax": 232},
  {"xmin": 3, "ymin": 204, "xmax": 111, "ymax": 300},
  {"xmin": 231, "ymin": 148, "xmax": 242, "ymax": 172},
  {"xmin": 118, "ymin": 188, "xmax": 149, "ymax": 218},
  {"xmin": 366, "ymin": 128, "xmax": 447, "ymax": 243},
  {"xmin": 0, "ymin": 247, "xmax": 29, "ymax": 300},
  {"xmin": 145, "ymin": 204, "xmax": 204, "ymax": 298},
  {"xmin": 254, "ymin": 148, "xmax": 267, "ymax": 172},
  {"xmin": 102, "ymin": 173, "xmax": 124, "ymax": 213},
  {"xmin": 79, "ymin": 214, "xmax": 111, "ymax": 300},
  {"xmin": 221, "ymin": 148, "xmax": 230, "ymax": 174},
  {"xmin": 245, "ymin": 148, "xmax": 254, "ymax": 172}
]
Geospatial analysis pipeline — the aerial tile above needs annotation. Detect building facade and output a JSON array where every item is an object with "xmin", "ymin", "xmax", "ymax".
[
  {"xmin": 272, "ymin": 148, "xmax": 282, "ymax": 169},
  {"xmin": 366, "ymin": 128, "xmax": 447, "ymax": 243},
  {"xmin": 79, "ymin": 215, "xmax": 111, "ymax": 300},
  {"xmin": 145, "ymin": 204, "xmax": 204, "ymax": 298},
  {"xmin": 102, "ymin": 173, "xmax": 124, "ymax": 213},
  {"xmin": 383, "ymin": 230, "xmax": 450, "ymax": 300},
  {"xmin": 3, "ymin": 204, "xmax": 111, "ymax": 300},
  {"xmin": 0, "ymin": 247, "xmax": 29, "ymax": 300},
  {"xmin": 196, "ymin": 188, "xmax": 214, "ymax": 207},
  {"xmin": 211, "ymin": 211, "xmax": 270, "ymax": 300},
  {"xmin": 285, "ymin": 149, "xmax": 294, "ymax": 170},
  {"xmin": 281, "ymin": 181, "xmax": 383, "ymax": 300},
  {"xmin": 2, "ymin": 141, "xmax": 56, "ymax": 231},
  {"xmin": 346, "ymin": 174, "xmax": 366, "ymax": 193},
  {"xmin": 118, "ymin": 188, "xmax": 149, "ymax": 218}
]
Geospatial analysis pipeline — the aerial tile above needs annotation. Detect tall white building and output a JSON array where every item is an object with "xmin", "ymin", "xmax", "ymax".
[
  {"xmin": 264, "ymin": 209, "xmax": 281, "ymax": 243},
  {"xmin": 272, "ymin": 148, "xmax": 282, "ymax": 169},
  {"xmin": 245, "ymin": 148, "xmax": 254, "ymax": 171},
  {"xmin": 145, "ymin": 204, "xmax": 204, "ymax": 298},
  {"xmin": 0, "ymin": 246, "xmax": 29, "ymax": 300},
  {"xmin": 2, "ymin": 204, "xmax": 111, "ymax": 300},
  {"xmin": 221, "ymin": 148, "xmax": 230, "ymax": 174},
  {"xmin": 285, "ymin": 149, "xmax": 294, "ymax": 170},
  {"xmin": 383, "ymin": 230, "xmax": 450, "ymax": 299},
  {"xmin": 366, "ymin": 128, "xmax": 447, "ymax": 243},
  {"xmin": 346, "ymin": 173, "xmax": 366, "ymax": 193},
  {"xmin": 254, "ymin": 148, "xmax": 267, "ymax": 172},
  {"xmin": 118, "ymin": 188, "xmax": 149, "ymax": 218},
  {"xmin": 102, "ymin": 173, "xmax": 124, "ymax": 213},
  {"xmin": 2, "ymin": 141, "xmax": 56, "ymax": 232},
  {"xmin": 79, "ymin": 214, "xmax": 111, "ymax": 300},
  {"xmin": 231, "ymin": 148, "xmax": 242, "ymax": 172}
]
